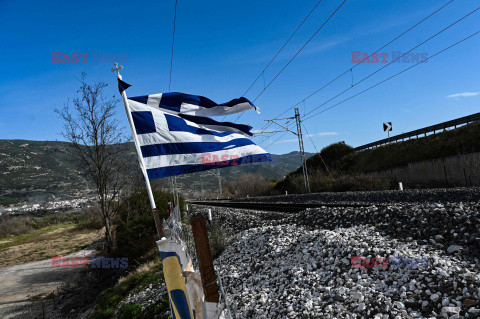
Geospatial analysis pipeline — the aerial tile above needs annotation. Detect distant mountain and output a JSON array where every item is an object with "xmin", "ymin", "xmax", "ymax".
[{"xmin": 0, "ymin": 140, "xmax": 312, "ymax": 206}]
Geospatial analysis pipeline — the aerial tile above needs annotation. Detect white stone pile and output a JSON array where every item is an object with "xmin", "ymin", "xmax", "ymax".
[
  {"xmin": 192, "ymin": 188, "xmax": 480, "ymax": 319},
  {"xmin": 217, "ymin": 223, "xmax": 479, "ymax": 318}
]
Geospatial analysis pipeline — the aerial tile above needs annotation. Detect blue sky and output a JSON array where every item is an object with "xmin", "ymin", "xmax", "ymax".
[{"xmin": 1, "ymin": 0, "xmax": 479, "ymax": 155}]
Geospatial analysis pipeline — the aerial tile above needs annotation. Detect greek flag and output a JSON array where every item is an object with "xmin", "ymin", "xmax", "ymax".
[
  {"xmin": 129, "ymin": 92, "xmax": 260, "ymax": 117},
  {"xmin": 123, "ymin": 85, "xmax": 271, "ymax": 179}
]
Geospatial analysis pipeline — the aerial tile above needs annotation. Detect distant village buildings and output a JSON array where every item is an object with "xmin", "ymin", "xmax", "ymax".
[{"xmin": 1, "ymin": 197, "xmax": 95, "ymax": 215}]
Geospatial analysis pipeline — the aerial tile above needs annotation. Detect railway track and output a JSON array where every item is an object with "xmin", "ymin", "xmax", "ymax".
[{"xmin": 187, "ymin": 200, "xmax": 373, "ymax": 212}]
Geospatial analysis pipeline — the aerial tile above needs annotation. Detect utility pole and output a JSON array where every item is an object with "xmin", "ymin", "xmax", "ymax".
[
  {"xmin": 263, "ymin": 109, "xmax": 311, "ymax": 193},
  {"xmin": 216, "ymin": 170, "xmax": 222, "ymax": 197},
  {"xmin": 295, "ymin": 108, "xmax": 311, "ymax": 193}
]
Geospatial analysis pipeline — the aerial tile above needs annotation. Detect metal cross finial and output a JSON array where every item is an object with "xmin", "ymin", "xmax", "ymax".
[{"xmin": 111, "ymin": 62, "xmax": 123, "ymax": 75}]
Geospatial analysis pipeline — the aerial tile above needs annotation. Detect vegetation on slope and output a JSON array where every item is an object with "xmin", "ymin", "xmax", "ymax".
[
  {"xmin": 0, "ymin": 139, "xmax": 312, "ymax": 205},
  {"xmin": 0, "ymin": 209, "xmax": 103, "ymax": 266},
  {"xmin": 275, "ymin": 122, "xmax": 480, "ymax": 193}
]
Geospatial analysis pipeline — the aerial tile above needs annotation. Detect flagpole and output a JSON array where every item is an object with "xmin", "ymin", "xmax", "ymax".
[{"xmin": 112, "ymin": 63, "xmax": 165, "ymax": 238}]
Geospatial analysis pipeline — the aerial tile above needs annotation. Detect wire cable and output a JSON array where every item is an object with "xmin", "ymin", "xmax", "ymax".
[
  {"xmin": 253, "ymin": 0, "xmax": 348, "ymax": 103},
  {"xmin": 259, "ymin": 9, "xmax": 478, "ymax": 144},
  {"xmin": 262, "ymin": 131, "xmax": 290, "ymax": 149},
  {"xmin": 303, "ymin": 29, "xmax": 480, "ymax": 121},
  {"xmin": 169, "ymin": 0, "xmax": 179, "ymax": 92},
  {"xmin": 235, "ymin": 0, "xmax": 348, "ymax": 124},
  {"xmin": 255, "ymin": 0, "xmax": 457, "ymax": 139},
  {"xmin": 303, "ymin": 5, "xmax": 480, "ymax": 118},
  {"xmin": 262, "ymin": 0, "xmax": 455, "ymax": 121},
  {"xmin": 302, "ymin": 122, "xmax": 333, "ymax": 178},
  {"xmin": 243, "ymin": 0, "xmax": 325, "ymax": 97}
]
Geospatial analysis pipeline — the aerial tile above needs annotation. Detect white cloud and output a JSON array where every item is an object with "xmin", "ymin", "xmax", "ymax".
[
  {"xmin": 275, "ymin": 132, "xmax": 339, "ymax": 143},
  {"xmin": 316, "ymin": 132, "xmax": 339, "ymax": 137},
  {"xmin": 447, "ymin": 92, "xmax": 480, "ymax": 99}
]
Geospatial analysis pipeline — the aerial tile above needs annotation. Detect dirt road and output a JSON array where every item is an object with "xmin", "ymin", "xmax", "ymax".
[{"xmin": 0, "ymin": 248, "xmax": 97, "ymax": 319}]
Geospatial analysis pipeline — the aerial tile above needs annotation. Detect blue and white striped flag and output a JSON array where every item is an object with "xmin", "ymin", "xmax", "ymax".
[
  {"xmin": 125, "ymin": 90, "xmax": 271, "ymax": 179},
  {"xmin": 129, "ymin": 92, "xmax": 260, "ymax": 117}
]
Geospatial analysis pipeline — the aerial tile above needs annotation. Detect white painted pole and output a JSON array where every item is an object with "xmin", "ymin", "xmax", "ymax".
[
  {"xmin": 208, "ymin": 209, "xmax": 212, "ymax": 222},
  {"xmin": 112, "ymin": 63, "xmax": 165, "ymax": 238},
  {"xmin": 399, "ymin": 182, "xmax": 403, "ymax": 191},
  {"xmin": 114, "ymin": 68, "xmax": 157, "ymax": 210}
]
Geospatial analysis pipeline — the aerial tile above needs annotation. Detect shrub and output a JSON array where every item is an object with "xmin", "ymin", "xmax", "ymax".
[
  {"xmin": 118, "ymin": 303, "xmax": 142, "ymax": 319},
  {"xmin": 225, "ymin": 173, "xmax": 270, "ymax": 197},
  {"xmin": 330, "ymin": 175, "xmax": 391, "ymax": 192},
  {"xmin": 208, "ymin": 220, "xmax": 227, "ymax": 259},
  {"xmin": 90, "ymin": 308, "xmax": 115, "ymax": 319},
  {"xmin": 308, "ymin": 172, "xmax": 392, "ymax": 193},
  {"xmin": 113, "ymin": 189, "xmax": 170, "ymax": 261},
  {"xmin": 274, "ymin": 173, "xmax": 308, "ymax": 194},
  {"xmin": 0, "ymin": 216, "xmax": 33, "ymax": 237},
  {"xmin": 77, "ymin": 208, "xmax": 104, "ymax": 229}
]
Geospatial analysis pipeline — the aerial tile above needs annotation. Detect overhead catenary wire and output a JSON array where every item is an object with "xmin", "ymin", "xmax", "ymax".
[
  {"xmin": 235, "ymin": 0, "xmax": 349, "ymax": 124},
  {"xmin": 242, "ymin": 0, "xmax": 325, "ymax": 97},
  {"xmin": 302, "ymin": 5, "xmax": 480, "ymax": 118},
  {"xmin": 256, "ymin": 0, "xmax": 454, "ymax": 130},
  {"xmin": 260, "ymin": 28, "xmax": 480, "ymax": 148},
  {"xmin": 252, "ymin": 0, "xmax": 348, "ymax": 103},
  {"xmin": 168, "ymin": 0, "xmax": 179, "ymax": 92},
  {"xmin": 262, "ymin": 131, "xmax": 290, "ymax": 149},
  {"xmin": 302, "ymin": 122, "xmax": 333, "ymax": 178},
  {"xmin": 259, "ymin": 4, "xmax": 478, "ymax": 143},
  {"xmin": 303, "ymin": 29, "xmax": 480, "ymax": 121}
]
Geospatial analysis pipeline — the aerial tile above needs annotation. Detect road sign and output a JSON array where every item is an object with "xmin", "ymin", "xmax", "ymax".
[{"xmin": 383, "ymin": 122, "xmax": 392, "ymax": 132}]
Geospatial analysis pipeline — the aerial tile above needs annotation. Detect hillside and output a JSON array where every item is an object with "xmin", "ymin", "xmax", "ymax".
[
  {"xmin": 275, "ymin": 122, "xmax": 480, "ymax": 193},
  {"xmin": 0, "ymin": 140, "xmax": 92, "ymax": 206},
  {"xmin": 309, "ymin": 121, "xmax": 480, "ymax": 174},
  {"xmin": 0, "ymin": 139, "xmax": 311, "ymax": 206}
]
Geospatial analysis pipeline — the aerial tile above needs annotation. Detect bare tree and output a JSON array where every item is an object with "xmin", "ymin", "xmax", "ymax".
[{"xmin": 55, "ymin": 72, "xmax": 129, "ymax": 251}]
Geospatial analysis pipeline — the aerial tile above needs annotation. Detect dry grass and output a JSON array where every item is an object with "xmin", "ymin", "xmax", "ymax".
[
  {"xmin": 0, "ymin": 225, "xmax": 103, "ymax": 267},
  {"xmin": 117, "ymin": 259, "xmax": 160, "ymax": 286}
]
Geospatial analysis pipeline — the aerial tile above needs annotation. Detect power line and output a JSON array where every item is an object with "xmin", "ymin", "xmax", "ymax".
[
  {"xmin": 243, "ymin": 0, "xmax": 324, "ymax": 97},
  {"xmin": 252, "ymin": 0, "xmax": 349, "ymax": 103},
  {"xmin": 257, "ymin": 1, "xmax": 462, "ymax": 140},
  {"xmin": 303, "ymin": 5, "xmax": 480, "ymax": 118},
  {"xmin": 261, "ymin": 131, "xmax": 290, "ymax": 149},
  {"xmin": 169, "ymin": 0, "xmax": 179, "ymax": 92},
  {"xmin": 259, "ymin": 12, "xmax": 479, "ymax": 145},
  {"xmin": 301, "ymin": 123, "xmax": 319, "ymax": 153},
  {"xmin": 302, "ymin": 122, "xmax": 333, "ymax": 178},
  {"xmin": 259, "ymin": 0, "xmax": 455, "ymax": 123},
  {"xmin": 303, "ymin": 29, "xmax": 480, "ymax": 121},
  {"xmin": 237, "ymin": 0, "xmax": 348, "ymax": 125}
]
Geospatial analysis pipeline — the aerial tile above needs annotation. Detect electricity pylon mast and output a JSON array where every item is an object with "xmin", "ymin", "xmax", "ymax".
[{"xmin": 264, "ymin": 108, "xmax": 311, "ymax": 193}]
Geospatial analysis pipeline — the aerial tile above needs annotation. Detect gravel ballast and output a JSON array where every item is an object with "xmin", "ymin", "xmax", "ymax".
[{"xmin": 191, "ymin": 188, "xmax": 480, "ymax": 318}]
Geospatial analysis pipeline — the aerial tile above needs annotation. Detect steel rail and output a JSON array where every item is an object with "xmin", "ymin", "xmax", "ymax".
[{"xmin": 186, "ymin": 200, "xmax": 373, "ymax": 212}]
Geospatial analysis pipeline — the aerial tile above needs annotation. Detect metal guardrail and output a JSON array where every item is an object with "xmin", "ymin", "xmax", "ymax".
[{"xmin": 354, "ymin": 112, "xmax": 480, "ymax": 152}]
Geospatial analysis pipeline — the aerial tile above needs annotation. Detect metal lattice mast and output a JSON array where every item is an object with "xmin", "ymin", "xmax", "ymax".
[
  {"xmin": 263, "ymin": 109, "xmax": 311, "ymax": 194},
  {"xmin": 295, "ymin": 108, "xmax": 310, "ymax": 193}
]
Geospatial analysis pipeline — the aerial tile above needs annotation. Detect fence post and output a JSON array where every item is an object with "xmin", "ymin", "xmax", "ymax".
[{"xmin": 190, "ymin": 216, "xmax": 220, "ymax": 303}]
